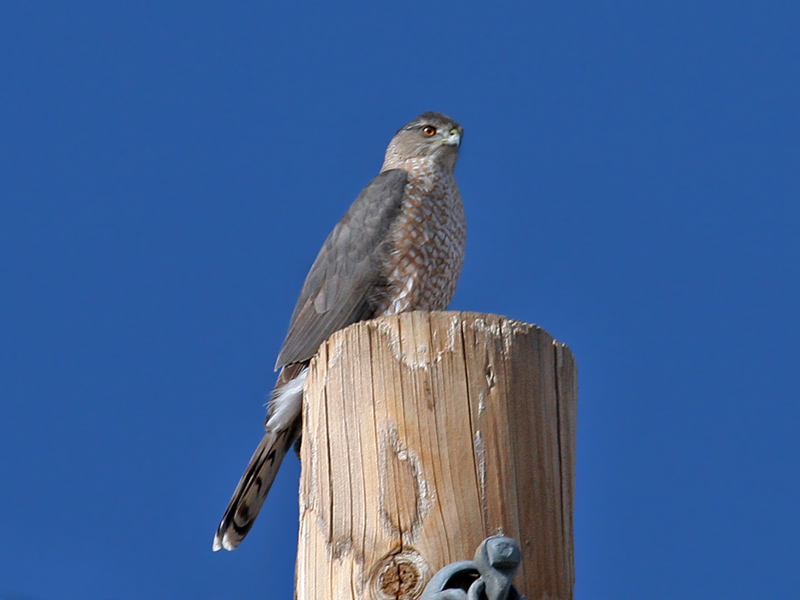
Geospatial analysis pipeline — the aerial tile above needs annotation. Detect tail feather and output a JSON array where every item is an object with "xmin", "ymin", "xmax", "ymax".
[{"xmin": 213, "ymin": 366, "xmax": 306, "ymax": 551}]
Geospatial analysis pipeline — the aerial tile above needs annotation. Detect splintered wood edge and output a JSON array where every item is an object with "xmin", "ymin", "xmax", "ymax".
[{"xmin": 319, "ymin": 311, "xmax": 574, "ymax": 359}]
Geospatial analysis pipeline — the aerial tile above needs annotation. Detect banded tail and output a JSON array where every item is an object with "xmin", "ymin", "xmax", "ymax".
[{"xmin": 213, "ymin": 366, "xmax": 307, "ymax": 551}]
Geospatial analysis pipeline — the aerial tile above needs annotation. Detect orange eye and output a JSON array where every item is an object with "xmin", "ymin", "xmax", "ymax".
[{"xmin": 422, "ymin": 125, "xmax": 437, "ymax": 137}]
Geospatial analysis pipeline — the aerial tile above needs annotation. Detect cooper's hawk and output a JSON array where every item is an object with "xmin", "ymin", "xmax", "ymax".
[{"xmin": 213, "ymin": 112, "xmax": 466, "ymax": 551}]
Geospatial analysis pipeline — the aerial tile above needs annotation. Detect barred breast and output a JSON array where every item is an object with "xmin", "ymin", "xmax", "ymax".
[{"xmin": 376, "ymin": 157, "xmax": 466, "ymax": 315}]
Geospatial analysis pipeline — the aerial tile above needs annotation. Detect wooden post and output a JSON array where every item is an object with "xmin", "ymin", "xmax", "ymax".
[{"xmin": 296, "ymin": 311, "xmax": 577, "ymax": 600}]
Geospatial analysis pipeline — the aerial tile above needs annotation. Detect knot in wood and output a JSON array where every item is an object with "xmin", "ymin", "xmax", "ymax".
[{"xmin": 371, "ymin": 549, "xmax": 430, "ymax": 600}]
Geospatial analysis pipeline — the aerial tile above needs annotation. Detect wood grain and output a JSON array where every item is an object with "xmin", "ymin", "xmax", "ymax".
[{"xmin": 296, "ymin": 311, "xmax": 577, "ymax": 600}]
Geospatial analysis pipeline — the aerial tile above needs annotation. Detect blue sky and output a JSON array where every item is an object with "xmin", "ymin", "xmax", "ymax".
[{"xmin": 1, "ymin": 2, "xmax": 798, "ymax": 599}]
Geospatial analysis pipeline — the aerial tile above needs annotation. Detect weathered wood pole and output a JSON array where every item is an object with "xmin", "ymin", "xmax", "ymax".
[{"xmin": 296, "ymin": 311, "xmax": 577, "ymax": 600}]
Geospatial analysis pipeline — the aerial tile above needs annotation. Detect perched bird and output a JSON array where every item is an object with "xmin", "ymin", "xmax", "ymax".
[{"xmin": 213, "ymin": 112, "xmax": 466, "ymax": 551}]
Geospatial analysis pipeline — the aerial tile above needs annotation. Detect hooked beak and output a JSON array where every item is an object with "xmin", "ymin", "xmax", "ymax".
[{"xmin": 443, "ymin": 128, "xmax": 462, "ymax": 147}]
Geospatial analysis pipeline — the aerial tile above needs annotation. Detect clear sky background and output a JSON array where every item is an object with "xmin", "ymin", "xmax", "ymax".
[{"xmin": 1, "ymin": 2, "xmax": 798, "ymax": 599}]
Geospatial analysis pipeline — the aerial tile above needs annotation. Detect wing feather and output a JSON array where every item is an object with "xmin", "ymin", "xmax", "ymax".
[{"xmin": 274, "ymin": 169, "xmax": 408, "ymax": 368}]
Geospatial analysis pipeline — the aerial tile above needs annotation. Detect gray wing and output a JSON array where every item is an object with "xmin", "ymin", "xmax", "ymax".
[{"xmin": 274, "ymin": 169, "xmax": 409, "ymax": 369}]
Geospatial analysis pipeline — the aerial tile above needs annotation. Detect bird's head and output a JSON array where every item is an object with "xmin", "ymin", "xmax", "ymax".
[{"xmin": 382, "ymin": 111, "xmax": 463, "ymax": 172}]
